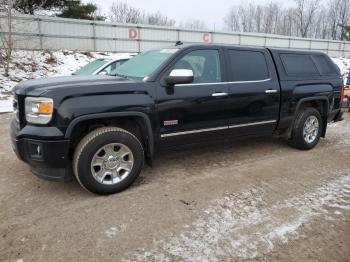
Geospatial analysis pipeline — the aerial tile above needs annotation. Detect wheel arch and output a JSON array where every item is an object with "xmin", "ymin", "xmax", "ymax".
[
  {"xmin": 288, "ymin": 96, "xmax": 329, "ymax": 139},
  {"xmin": 65, "ymin": 112, "xmax": 155, "ymax": 164}
]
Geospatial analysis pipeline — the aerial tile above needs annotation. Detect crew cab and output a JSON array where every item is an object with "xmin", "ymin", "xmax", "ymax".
[{"xmin": 10, "ymin": 44, "xmax": 344, "ymax": 195}]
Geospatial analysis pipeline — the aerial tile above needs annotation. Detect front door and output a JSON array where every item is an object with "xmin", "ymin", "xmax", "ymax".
[{"xmin": 156, "ymin": 48, "xmax": 230, "ymax": 144}]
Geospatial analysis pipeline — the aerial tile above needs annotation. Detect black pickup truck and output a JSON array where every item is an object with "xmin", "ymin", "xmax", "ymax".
[{"xmin": 10, "ymin": 44, "xmax": 344, "ymax": 195}]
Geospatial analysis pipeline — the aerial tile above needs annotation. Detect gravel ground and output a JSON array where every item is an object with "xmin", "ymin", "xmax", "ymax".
[{"xmin": 0, "ymin": 112, "xmax": 349, "ymax": 262}]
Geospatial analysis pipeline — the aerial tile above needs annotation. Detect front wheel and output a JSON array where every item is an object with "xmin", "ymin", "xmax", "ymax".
[
  {"xmin": 73, "ymin": 127, "xmax": 144, "ymax": 195},
  {"xmin": 288, "ymin": 108, "xmax": 322, "ymax": 150}
]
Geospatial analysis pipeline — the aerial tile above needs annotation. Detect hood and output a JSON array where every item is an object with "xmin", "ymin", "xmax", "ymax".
[{"xmin": 14, "ymin": 75, "xmax": 135, "ymax": 96}]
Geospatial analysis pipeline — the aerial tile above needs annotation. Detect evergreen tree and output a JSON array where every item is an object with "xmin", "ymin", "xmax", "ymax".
[
  {"xmin": 58, "ymin": 1, "xmax": 105, "ymax": 20},
  {"xmin": 13, "ymin": 0, "xmax": 69, "ymax": 15}
]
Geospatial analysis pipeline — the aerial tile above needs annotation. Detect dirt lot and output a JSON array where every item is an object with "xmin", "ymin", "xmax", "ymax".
[{"xmin": 0, "ymin": 112, "xmax": 350, "ymax": 262}]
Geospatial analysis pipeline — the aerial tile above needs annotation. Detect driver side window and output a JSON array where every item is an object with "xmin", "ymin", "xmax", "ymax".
[{"xmin": 173, "ymin": 50, "xmax": 221, "ymax": 83}]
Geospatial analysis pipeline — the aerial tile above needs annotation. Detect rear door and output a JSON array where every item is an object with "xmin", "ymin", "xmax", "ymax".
[{"xmin": 225, "ymin": 47, "xmax": 280, "ymax": 136}]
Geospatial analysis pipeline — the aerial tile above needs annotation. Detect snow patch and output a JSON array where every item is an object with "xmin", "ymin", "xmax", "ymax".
[
  {"xmin": 0, "ymin": 95, "xmax": 13, "ymax": 113},
  {"xmin": 332, "ymin": 57, "xmax": 350, "ymax": 83},
  {"xmin": 125, "ymin": 175, "xmax": 350, "ymax": 261},
  {"xmin": 105, "ymin": 224, "xmax": 127, "ymax": 238},
  {"xmin": 0, "ymin": 50, "xmax": 135, "ymax": 112},
  {"xmin": 327, "ymin": 120, "xmax": 350, "ymax": 146}
]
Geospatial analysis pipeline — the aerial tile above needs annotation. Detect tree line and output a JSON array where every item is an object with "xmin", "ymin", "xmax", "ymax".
[
  {"xmin": 1, "ymin": 0, "xmax": 350, "ymax": 40},
  {"xmin": 224, "ymin": 0, "xmax": 350, "ymax": 41},
  {"xmin": 1, "ymin": 0, "xmax": 349, "ymax": 77},
  {"xmin": 107, "ymin": 0, "xmax": 350, "ymax": 40}
]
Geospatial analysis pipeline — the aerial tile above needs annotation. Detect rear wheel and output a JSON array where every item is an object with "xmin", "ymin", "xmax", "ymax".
[
  {"xmin": 288, "ymin": 108, "xmax": 322, "ymax": 150},
  {"xmin": 73, "ymin": 127, "xmax": 144, "ymax": 195}
]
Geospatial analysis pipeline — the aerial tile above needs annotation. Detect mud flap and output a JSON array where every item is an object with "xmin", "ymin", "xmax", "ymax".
[{"xmin": 333, "ymin": 110, "xmax": 344, "ymax": 122}]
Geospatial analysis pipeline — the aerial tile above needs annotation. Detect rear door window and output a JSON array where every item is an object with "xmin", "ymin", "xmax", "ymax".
[
  {"xmin": 227, "ymin": 50, "xmax": 269, "ymax": 81},
  {"xmin": 280, "ymin": 54, "xmax": 319, "ymax": 76}
]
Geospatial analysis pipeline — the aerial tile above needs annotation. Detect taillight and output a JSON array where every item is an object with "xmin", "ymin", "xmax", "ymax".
[{"xmin": 340, "ymin": 82, "xmax": 345, "ymax": 103}]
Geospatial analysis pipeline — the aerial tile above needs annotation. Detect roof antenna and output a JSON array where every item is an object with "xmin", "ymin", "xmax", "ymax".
[{"xmin": 175, "ymin": 41, "xmax": 183, "ymax": 46}]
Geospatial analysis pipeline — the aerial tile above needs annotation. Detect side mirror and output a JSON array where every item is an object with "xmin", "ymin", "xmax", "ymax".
[
  {"xmin": 98, "ymin": 70, "xmax": 108, "ymax": 75},
  {"xmin": 165, "ymin": 69, "xmax": 194, "ymax": 85}
]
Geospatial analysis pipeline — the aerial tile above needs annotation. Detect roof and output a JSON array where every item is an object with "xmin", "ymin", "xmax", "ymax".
[{"xmin": 163, "ymin": 43, "xmax": 327, "ymax": 55}]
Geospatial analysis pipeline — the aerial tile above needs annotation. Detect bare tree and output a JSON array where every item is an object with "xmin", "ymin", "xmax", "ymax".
[
  {"xmin": 262, "ymin": 2, "xmax": 281, "ymax": 34},
  {"xmin": 144, "ymin": 11, "xmax": 175, "ymax": 26},
  {"xmin": 277, "ymin": 7, "xmax": 295, "ymax": 36},
  {"xmin": 239, "ymin": 4, "xmax": 250, "ymax": 32},
  {"xmin": 254, "ymin": 5, "xmax": 264, "ymax": 33},
  {"xmin": 222, "ymin": 0, "xmax": 347, "ymax": 40},
  {"xmin": 109, "ymin": 1, "xmax": 175, "ymax": 26},
  {"xmin": 179, "ymin": 19, "xmax": 207, "ymax": 30},
  {"xmin": 327, "ymin": 0, "xmax": 341, "ymax": 39},
  {"xmin": 109, "ymin": 1, "xmax": 142, "ymax": 24},
  {"xmin": 0, "ymin": 0, "xmax": 15, "ymax": 77},
  {"xmin": 224, "ymin": 6, "xmax": 241, "ymax": 31},
  {"xmin": 293, "ymin": 0, "xmax": 319, "ymax": 37},
  {"xmin": 0, "ymin": 0, "xmax": 46, "ymax": 76},
  {"xmin": 311, "ymin": 6, "xmax": 330, "ymax": 39},
  {"xmin": 327, "ymin": 0, "xmax": 350, "ymax": 40},
  {"xmin": 337, "ymin": 0, "xmax": 350, "ymax": 39}
]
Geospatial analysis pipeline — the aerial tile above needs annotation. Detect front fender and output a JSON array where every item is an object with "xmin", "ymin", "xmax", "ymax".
[{"xmin": 56, "ymin": 94, "xmax": 157, "ymax": 162}]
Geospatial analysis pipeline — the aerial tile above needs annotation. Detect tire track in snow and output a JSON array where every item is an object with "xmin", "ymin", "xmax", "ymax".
[{"xmin": 124, "ymin": 175, "xmax": 350, "ymax": 261}]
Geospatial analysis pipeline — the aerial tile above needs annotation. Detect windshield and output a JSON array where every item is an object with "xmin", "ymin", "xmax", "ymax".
[
  {"xmin": 74, "ymin": 59, "xmax": 110, "ymax": 75},
  {"xmin": 115, "ymin": 48, "xmax": 179, "ymax": 78}
]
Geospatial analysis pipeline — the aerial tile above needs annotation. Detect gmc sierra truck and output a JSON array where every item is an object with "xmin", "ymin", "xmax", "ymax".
[{"xmin": 10, "ymin": 44, "xmax": 344, "ymax": 195}]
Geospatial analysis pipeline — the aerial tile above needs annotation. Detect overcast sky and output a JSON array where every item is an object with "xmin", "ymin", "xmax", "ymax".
[{"xmin": 84, "ymin": 0, "xmax": 291, "ymax": 30}]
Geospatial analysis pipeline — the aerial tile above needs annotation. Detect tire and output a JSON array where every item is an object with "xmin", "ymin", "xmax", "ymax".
[
  {"xmin": 73, "ymin": 127, "xmax": 144, "ymax": 195},
  {"xmin": 288, "ymin": 107, "xmax": 322, "ymax": 150}
]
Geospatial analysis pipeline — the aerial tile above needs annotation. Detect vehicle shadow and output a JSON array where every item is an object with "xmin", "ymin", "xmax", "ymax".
[
  {"xmin": 29, "ymin": 137, "xmax": 291, "ymax": 197},
  {"xmin": 132, "ymin": 136, "xmax": 292, "ymax": 187}
]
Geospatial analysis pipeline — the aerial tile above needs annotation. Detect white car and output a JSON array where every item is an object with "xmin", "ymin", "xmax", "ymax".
[{"xmin": 73, "ymin": 54, "xmax": 136, "ymax": 76}]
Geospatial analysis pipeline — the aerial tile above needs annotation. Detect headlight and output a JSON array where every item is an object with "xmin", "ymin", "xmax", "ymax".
[{"xmin": 25, "ymin": 97, "xmax": 53, "ymax": 124}]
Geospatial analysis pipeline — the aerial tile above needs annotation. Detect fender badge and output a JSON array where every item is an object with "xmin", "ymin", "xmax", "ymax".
[{"xmin": 164, "ymin": 120, "xmax": 178, "ymax": 126}]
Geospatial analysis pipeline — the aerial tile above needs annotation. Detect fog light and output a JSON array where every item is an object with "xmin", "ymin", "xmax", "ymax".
[{"xmin": 28, "ymin": 142, "xmax": 43, "ymax": 160}]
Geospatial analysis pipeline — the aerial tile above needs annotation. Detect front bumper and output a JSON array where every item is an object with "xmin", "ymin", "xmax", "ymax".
[{"xmin": 10, "ymin": 119, "xmax": 73, "ymax": 181}]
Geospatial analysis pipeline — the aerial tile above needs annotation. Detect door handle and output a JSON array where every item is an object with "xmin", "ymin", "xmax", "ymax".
[
  {"xmin": 212, "ymin": 92, "xmax": 228, "ymax": 97},
  {"xmin": 265, "ymin": 89, "xmax": 278, "ymax": 94}
]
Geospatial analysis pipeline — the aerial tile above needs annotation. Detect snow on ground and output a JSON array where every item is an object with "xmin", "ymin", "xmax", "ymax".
[
  {"xmin": 327, "ymin": 119, "xmax": 350, "ymax": 145},
  {"xmin": 125, "ymin": 175, "xmax": 350, "ymax": 261},
  {"xmin": 123, "ymin": 119, "xmax": 350, "ymax": 261},
  {"xmin": 332, "ymin": 57, "xmax": 350, "ymax": 77},
  {"xmin": 0, "ymin": 94, "xmax": 13, "ymax": 113},
  {"xmin": 104, "ymin": 224, "xmax": 127, "ymax": 238},
  {"xmin": 0, "ymin": 50, "xmax": 134, "ymax": 112}
]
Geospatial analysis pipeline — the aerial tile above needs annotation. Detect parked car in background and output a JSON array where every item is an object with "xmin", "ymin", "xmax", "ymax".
[
  {"xmin": 73, "ymin": 54, "xmax": 136, "ymax": 76},
  {"xmin": 332, "ymin": 59, "xmax": 350, "ymax": 109}
]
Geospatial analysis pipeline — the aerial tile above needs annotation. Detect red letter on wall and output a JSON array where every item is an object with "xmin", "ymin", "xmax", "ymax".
[
  {"xmin": 203, "ymin": 33, "xmax": 210, "ymax": 43},
  {"xmin": 129, "ymin": 28, "xmax": 138, "ymax": 39}
]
